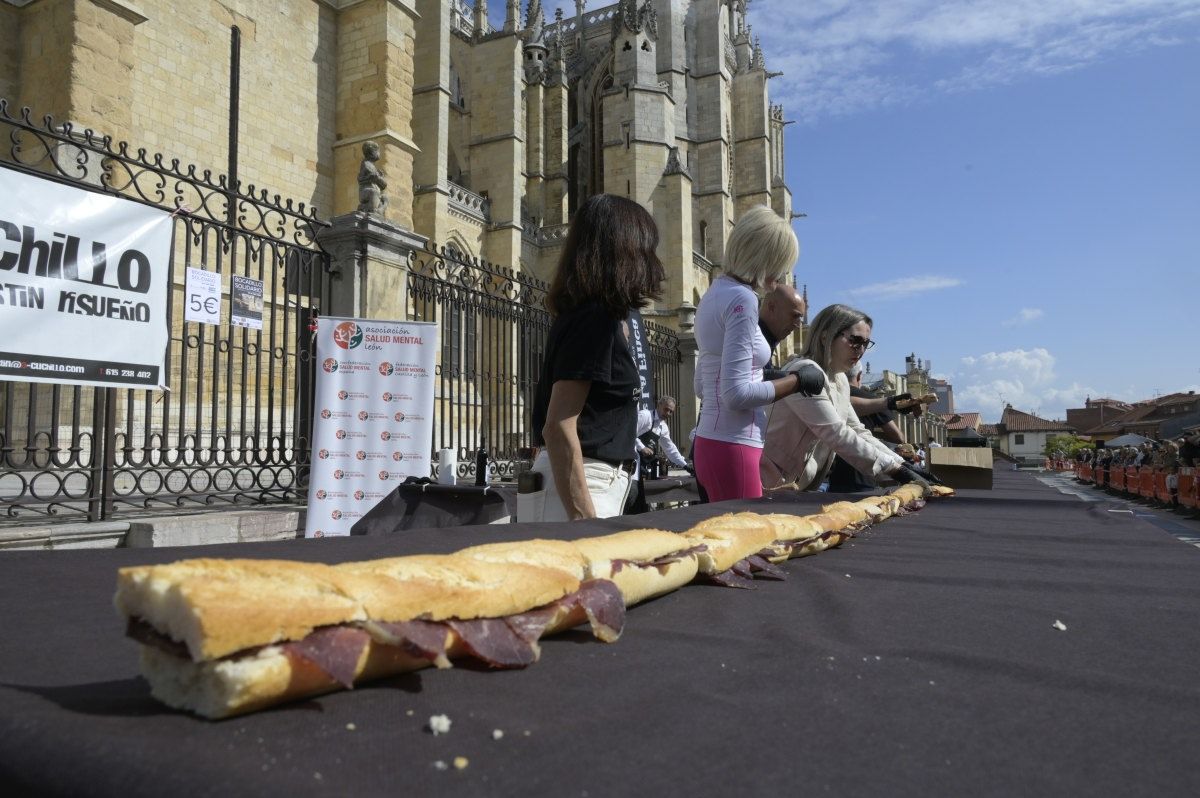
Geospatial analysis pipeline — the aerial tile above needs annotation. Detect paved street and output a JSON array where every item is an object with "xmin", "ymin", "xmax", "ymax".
[{"xmin": 1036, "ymin": 470, "xmax": 1200, "ymax": 548}]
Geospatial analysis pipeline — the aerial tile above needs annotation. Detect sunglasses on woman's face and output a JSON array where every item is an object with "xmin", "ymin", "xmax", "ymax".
[{"xmin": 840, "ymin": 333, "xmax": 875, "ymax": 350}]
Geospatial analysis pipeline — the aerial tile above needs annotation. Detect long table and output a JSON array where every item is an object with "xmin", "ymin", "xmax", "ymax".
[{"xmin": 2, "ymin": 469, "xmax": 1198, "ymax": 796}]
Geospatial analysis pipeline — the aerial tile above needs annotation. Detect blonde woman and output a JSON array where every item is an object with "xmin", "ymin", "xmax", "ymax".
[
  {"xmin": 692, "ymin": 207, "xmax": 824, "ymax": 501},
  {"xmin": 760, "ymin": 303, "xmax": 933, "ymax": 494}
]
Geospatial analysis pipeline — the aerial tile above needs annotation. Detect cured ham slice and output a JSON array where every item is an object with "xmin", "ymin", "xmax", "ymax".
[
  {"xmin": 364, "ymin": 619, "xmax": 452, "ymax": 669},
  {"xmin": 447, "ymin": 618, "xmax": 540, "ymax": 668},
  {"xmin": 284, "ymin": 626, "xmax": 371, "ymax": 688}
]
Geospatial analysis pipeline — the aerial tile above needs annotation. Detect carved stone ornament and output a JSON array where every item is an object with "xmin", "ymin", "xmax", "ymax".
[{"xmin": 613, "ymin": 0, "xmax": 657, "ymax": 41}]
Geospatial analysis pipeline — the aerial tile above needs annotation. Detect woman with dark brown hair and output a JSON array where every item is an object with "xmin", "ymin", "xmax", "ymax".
[{"xmin": 525, "ymin": 194, "xmax": 665, "ymax": 521}]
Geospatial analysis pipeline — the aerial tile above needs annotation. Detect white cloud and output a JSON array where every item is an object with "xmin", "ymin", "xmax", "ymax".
[
  {"xmin": 954, "ymin": 347, "xmax": 1088, "ymax": 421},
  {"xmin": 844, "ymin": 274, "xmax": 963, "ymax": 302},
  {"xmin": 747, "ymin": 0, "xmax": 1200, "ymax": 122},
  {"xmin": 1002, "ymin": 307, "xmax": 1045, "ymax": 327}
]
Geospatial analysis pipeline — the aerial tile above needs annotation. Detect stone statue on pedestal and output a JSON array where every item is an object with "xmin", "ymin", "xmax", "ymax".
[{"xmin": 357, "ymin": 141, "xmax": 388, "ymax": 214}]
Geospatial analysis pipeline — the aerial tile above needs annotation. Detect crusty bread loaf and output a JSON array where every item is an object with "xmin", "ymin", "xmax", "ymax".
[
  {"xmin": 572, "ymin": 529, "xmax": 701, "ymax": 606},
  {"xmin": 757, "ymin": 514, "xmax": 822, "ymax": 542},
  {"xmin": 139, "ymin": 634, "xmax": 439, "ymax": 720},
  {"xmin": 753, "ymin": 514, "xmax": 824, "ymax": 563},
  {"xmin": 115, "ymin": 559, "xmax": 366, "ymax": 661},
  {"xmin": 335, "ymin": 555, "xmax": 580, "ymax": 622},
  {"xmin": 856, "ymin": 495, "xmax": 899, "ymax": 519},
  {"xmin": 683, "ymin": 513, "xmax": 779, "ymax": 574},
  {"xmin": 805, "ymin": 512, "xmax": 847, "ymax": 534},
  {"xmin": 120, "ymin": 554, "xmax": 583, "ymax": 719},
  {"xmin": 820, "ymin": 501, "xmax": 870, "ymax": 526},
  {"xmin": 456, "ymin": 539, "xmax": 589, "ymax": 581},
  {"xmin": 116, "ymin": 556, "xmax": 579, "ymax": 663}
]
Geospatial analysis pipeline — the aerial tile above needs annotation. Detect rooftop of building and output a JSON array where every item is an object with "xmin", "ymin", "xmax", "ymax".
[
  {"xmin": 999, "ymin": 405, "xmax": 1076, "ymax": 433},
  {"xmin": 941, "ymin": 412, "xmax": 981, "ymax": 431}
]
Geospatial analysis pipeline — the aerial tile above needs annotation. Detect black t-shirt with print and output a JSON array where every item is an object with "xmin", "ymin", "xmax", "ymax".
[{"xmin": 532, "ymin": 302, "xmax": 639, "ymax": 464}]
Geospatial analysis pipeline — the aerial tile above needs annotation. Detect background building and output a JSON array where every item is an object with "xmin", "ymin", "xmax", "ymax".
[
  {"xmin": 1075, "ymin": 392, "xmax": 1200, "ymax": 442},
  {"xmin": 1065, "ymin": 397, "xmax": 1132, "ymax": 437},
  {"xmin": 993, "ymin": 405, "xmax": 1075, "ymax": 465}
]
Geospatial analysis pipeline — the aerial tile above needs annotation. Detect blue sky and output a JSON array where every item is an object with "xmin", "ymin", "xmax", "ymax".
[{"xmin": 509, "ymin": 1, "xmax": 1200, "ymax": 422}]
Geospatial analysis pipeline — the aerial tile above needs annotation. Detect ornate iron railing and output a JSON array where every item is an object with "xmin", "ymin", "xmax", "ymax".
[
  {"xmin": 406, "ymin": 244, "xmax": 683, "ymax": 481},
  {"xmin": 0, "ymin": 100, "xmax": 332, "ymax": 523}
]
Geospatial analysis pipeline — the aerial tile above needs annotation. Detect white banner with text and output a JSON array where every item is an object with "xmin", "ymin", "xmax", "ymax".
[
  {"xmin": 305, "ymin": 317, "xmax": 438, "ymax": 538},
  {"xmin": 0, "ymin": 167, "xmax": 174, "ymax": 389}
]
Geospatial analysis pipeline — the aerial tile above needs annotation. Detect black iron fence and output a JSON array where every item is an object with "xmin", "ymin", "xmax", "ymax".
[
  {"xmin": 0, "ymin": 100, "xmax": 331, "ymax": 523},
  {"xmin": 0, "ymin": 100, "xmax": 685, "ymax": 523},
  {"xmin": 406, "ymin": 245, "xmax": 683, "ymax": 481}
]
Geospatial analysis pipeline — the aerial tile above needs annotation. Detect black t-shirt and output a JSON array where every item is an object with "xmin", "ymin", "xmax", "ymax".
[{"xmin": 532, "ymin": 302, "xmax": 639, "ymax": 464}]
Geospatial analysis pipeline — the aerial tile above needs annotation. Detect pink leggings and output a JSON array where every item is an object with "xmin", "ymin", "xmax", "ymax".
[{"xmin": 693, "ymin": 436, "xmax": 763, "ymax": 502}]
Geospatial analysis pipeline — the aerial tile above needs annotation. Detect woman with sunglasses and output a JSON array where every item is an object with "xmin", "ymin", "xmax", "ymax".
[{"xmin": 760, "ymin": 303, "xmax": 933, "ymax": 494}]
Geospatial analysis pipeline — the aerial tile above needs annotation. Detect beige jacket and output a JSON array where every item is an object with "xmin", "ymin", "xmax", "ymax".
[{"xmin": 760, "ymin": 359, "xmax": 905, "ymax": 491}]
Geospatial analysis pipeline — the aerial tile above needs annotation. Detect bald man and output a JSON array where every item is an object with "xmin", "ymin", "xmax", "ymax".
[
  {"xmin": 758, "ymin": 283, "xmax": 806, "ymax": 352},
  {"xmin": 759, "ymin": 284, "xmax": 809, "ymax": 384}
]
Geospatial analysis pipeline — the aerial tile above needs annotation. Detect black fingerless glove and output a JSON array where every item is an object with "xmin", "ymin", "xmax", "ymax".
[{"xmin": 793, "ymin": 364, "xmax": 826, "ymax": 397}]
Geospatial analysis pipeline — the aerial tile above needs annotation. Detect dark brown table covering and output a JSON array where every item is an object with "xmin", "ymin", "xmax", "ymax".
[{"xmin": 2, "ymin": 469, "xmax": 1199, "ymax": 796}]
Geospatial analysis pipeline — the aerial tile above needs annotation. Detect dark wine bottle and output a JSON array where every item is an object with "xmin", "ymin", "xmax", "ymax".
[{"xmin": 475, "ymin": 446, "xmax": 488, "ymax": 486}]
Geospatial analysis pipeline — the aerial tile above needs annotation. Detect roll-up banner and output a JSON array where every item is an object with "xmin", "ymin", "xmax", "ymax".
[
  {"xmin": 305, "ymin": 316, "xmax": 438, "ymax": 538},
  {"xmin": 0, "ymin": 167, "xmax": 174, "ymax": 389}
]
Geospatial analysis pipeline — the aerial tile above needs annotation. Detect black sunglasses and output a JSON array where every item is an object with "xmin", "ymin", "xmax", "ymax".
[{"xmin": 840, "ymin": 332, "xmax": 875, "ymax": 350}]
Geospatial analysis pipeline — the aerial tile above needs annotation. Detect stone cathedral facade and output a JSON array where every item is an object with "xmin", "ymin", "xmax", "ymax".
[{"xmin": 432, "ymin": 0, "xmax": 796, "ymax": 327}]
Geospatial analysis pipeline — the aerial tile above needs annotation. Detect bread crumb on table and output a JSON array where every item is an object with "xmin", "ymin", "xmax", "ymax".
[{"xmin": 428, "ymin": 714, "xmax": 452, "ymax": 735}]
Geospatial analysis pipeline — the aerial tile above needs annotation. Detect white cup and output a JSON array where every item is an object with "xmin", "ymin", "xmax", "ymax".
[{"xmin": 437, "ymin": 448, "xmax": 457, "ymax": 485}]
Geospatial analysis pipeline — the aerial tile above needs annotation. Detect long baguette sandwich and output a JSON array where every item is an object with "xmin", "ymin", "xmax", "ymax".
[
  {"xmin": 459, "ymin": 530, "xmax": 703, "ymax": 610},
  {"xmin": 115, "ymin": 554, "xmax": 622, "ymax": 719},
  {"xmin": 117, "ymin": 489, "xmax": 951, "ymax": 718},
  {"xmin": 755, "ymin": 513, "xmax": 843, "ymax": 563},
  {"xmin": 856, "ymin": 494, "xmax": 902, "ymax": 520},
  {"xmin": 570, "ymin": 529, "xmax": 703, "ymax": 605},
  {"xmin": 683, "ymin": 513, "xmax": 784, "ymax": 587}
]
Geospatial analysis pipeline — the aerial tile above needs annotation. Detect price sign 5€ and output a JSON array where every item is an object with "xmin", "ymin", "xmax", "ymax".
[{"xmin": 184, "ymin": 266, "xmax": 222, "ymax": 325}]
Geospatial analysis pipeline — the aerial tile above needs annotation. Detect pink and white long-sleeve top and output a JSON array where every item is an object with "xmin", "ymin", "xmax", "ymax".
[{"xmin": 693, "ymin": 275, "xmax": 775, "ymax": 447}]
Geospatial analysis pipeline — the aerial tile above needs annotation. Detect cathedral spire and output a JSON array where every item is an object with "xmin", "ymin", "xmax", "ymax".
[
  {"xmin": 525, "ymin": 0, "xmax": 546, "ymax": 45},
  {"xmin": 505, "ymin": 0, "xmax": 519, "ymax": 33},
  {"xmin": 751, "ymin": 35, "xmax": 765, "ymax": 70}
]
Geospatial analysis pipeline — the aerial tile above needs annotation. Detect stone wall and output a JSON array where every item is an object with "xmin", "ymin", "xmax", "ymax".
[{"xmin": 0, "ymin": 3, "xmax": 21, "ymax": 107}]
